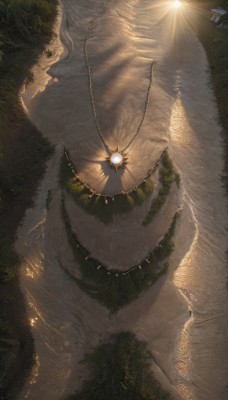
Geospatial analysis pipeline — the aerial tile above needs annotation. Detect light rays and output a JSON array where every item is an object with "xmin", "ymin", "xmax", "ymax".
[
  {"xmin": 173, "ymin": 0, "xmax": 182, "ymax": 9},
  {"xmin": 141, "ymin": 1, "xmax": 195, "ymax": 48}
]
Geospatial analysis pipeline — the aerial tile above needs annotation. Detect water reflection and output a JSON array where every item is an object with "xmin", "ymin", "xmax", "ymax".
[
  {"xmin": 169, "ymin": 65, "xmax": 228, "ymax": 399},
  {"xmin": 24, "ymin": 355, "xmax": 40, "ymax": 399},
  {"xmin": 17, "ymin": 1, "xmax": 228, "ymax": 399}
]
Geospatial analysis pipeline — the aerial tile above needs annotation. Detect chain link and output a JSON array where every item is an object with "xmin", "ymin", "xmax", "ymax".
[{"xmin": 84, "ymin": 1, "xmax": 154, "ymax": 154}]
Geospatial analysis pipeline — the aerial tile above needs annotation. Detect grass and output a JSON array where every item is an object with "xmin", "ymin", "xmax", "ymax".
[
  {"xmin": 66, "ymin": 332, "xmax": 171, "ymax": 400},
  {"xmin": 143, "ymin": 151, "xmax": 179, "ymax": 226},
  {"xmin": 60, "ymin": 153, "xmax": 154, "ymax": 224},
  {"xmin": 0, "ymin": 0, "xmax": 57, "ymax": 398},
  {"xmin": 61, "ymin": 195, "xmax": 179, "ymax": 312},
  {"xmin": 196, "ymin": 0, "xmax": 228, "ymax": 183}
]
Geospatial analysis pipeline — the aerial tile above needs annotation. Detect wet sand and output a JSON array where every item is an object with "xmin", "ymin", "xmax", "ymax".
[{"xmin": 17, "ymin": 1, "xmax": 228, "ymax": 399}]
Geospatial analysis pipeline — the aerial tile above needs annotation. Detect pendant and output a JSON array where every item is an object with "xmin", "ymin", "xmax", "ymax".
[{"xmin": 107, "ymin": 148, "xmax": 128, "ymax": 171}]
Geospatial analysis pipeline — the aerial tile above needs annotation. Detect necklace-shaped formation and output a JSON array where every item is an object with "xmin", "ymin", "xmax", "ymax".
[{"xmin": 84, "ymin": 1, "xmax": 154, "ymax": 170}]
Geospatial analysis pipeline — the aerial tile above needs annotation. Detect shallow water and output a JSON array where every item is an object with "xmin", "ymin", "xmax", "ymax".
[{"xmin": 18, "ymin": 1, "xmax": 228, "ymax": 399}]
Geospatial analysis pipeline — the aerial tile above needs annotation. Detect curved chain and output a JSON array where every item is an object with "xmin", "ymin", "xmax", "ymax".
[
  {"xmin": 84, "ymin": 1, "xmax": 154, "ymax": 153},
  {"xmin": 121, "ymin": 60, "xmax": 154, "ymax": 153}
]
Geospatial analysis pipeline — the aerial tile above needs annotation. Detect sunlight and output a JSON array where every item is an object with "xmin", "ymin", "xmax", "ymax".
[
  {"xmin": 169, "ymin": 95, "xmax": 189, "ymax": 146},
  {"xmin": 30, "ymin": 317, "xmax": 38, "ymax": 327},
  {"xmin": 173, "ymin": 0, "xmax": 181, "ymax": 9},
  {"xmin": 25, "ymin": 255, "xmax": 44, "ymax": 279}
]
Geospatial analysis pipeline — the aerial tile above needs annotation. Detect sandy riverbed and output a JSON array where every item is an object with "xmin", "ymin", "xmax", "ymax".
[{"xmin": 17, "ymin": 1, "xmax": 228, "ymax": 399}]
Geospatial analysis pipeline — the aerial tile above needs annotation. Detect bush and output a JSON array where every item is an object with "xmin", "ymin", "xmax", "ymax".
[
  {"xmin": 143, "ymin": 151, "xmax": 179, "ymax": 225},
  {"xmin": 61, "ymin": 197, "xmax": 179, "ymax": 312},
  {"xmin": 66, "ymin": 332, "xmax": 171, "ymax": 400},
  {"xmin": 60, "ymin": 154, "xmax": 154, "ymax": 224},
  {"xmin": 0, "ymin": 239, "xmax": 18, "ymax": 283},
  {"xmin": 0, "ymin": 319, "xmax": 18, "ymax": 392},
  {"xmin": 0, "ymin": 0, "xmax": 57, "ymax": 40}
]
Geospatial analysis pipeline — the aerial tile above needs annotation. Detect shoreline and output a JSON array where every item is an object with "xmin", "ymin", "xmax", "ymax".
[
  {"xmin": 16, "ymin": 0, "xmax": 189, "ymax": 398},
  {"xmin": 15, "ymin": 1, "xmax": 228, "ymax": 399},
  {"xmin": 0, "ymin": 1, "xmax": 60, "ymax": 397}
]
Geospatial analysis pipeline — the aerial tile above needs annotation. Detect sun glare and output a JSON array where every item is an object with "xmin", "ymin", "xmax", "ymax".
[{"xmin": 173, "ymin": 0, "xmax": 181, "ymax": 8}]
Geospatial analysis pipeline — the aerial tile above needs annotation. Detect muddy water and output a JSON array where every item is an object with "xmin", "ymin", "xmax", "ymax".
[{"xmin": 17, "ymin": 1, "xmax": 227, "ymax": 399}]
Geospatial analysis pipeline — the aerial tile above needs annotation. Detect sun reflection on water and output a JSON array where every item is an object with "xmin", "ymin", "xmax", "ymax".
[
  {"xmin": 169, "ymin": 94, "xmax": 191, "ymax": 146},
  {"xmin": 24, "ymin": 355, "xmax": 40, "ymax": 399},
  {"xmin": 30, "ymin": 317, "xmax": 39, "ymax": 327},
  {"xmin": 25, "ymin": 255, "xmax": 44, "ymax": 279},
  {"xmin": 169, "ymin": 94, "xmax": 198, "ymax": 399}
]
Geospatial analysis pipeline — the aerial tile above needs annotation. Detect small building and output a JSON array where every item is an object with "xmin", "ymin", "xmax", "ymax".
[{"xmin": 210, "ymin": 8, "xmax": 227, "ymax": 23}]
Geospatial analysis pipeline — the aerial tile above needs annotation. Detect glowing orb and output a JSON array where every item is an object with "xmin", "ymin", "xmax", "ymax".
[
  {"xmin": 173, "ymin": 0, "xmax": 181, "ymax": 8},
  {"xmin": 110, "ymin": 153, "xmax": 123, "ymax": 166},
  {"xmin": 107, "ymin": 149, "xmax": 128, "ymax": 170}
]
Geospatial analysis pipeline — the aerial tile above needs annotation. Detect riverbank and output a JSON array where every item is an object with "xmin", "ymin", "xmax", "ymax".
[
  {"xmin": 16, "ymin": 1, "xmax": 189, "ymax": 398},
  {"xmin": 17, "ymin": 1, "xmax": 228, "ymax": 400},
  {"xmin": 0, "ymin": 1, "xmax": 58, "ymax": 397},
  {"xmin": 196, "ymin": 0, "xmax": 228, "ymax": 178}
]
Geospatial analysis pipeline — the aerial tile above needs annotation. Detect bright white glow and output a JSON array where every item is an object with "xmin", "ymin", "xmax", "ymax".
[
  {"xmin": 110, "ymin": 153, "xmax": 123, "ymax": 166},
  {"xmin": 173, "ymin": 0, "xmax": 181, "ymax": 8}
]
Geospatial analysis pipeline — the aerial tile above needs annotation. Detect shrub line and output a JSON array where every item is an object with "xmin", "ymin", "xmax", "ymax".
[
  {"xmin": 61, "ymin": 148, "xmax": 173, "ymax": 224},
  {"xmin": 62, "ymin": 194, "xmax": 179, "ymax": 276},
  {"xmin": 64, "ymin": 146, "xmax": 167, "ymax": 197},
  {"xmin": 60, "ymin": 193, "xmax": 180, "ymax": 311},
  {"xmin": 143, "ymin": 151, "xmax": 180, "ymax": 225}
]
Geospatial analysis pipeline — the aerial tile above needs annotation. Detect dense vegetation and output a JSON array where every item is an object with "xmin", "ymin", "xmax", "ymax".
[
  {"xmin": 0, "ymin": 317, "xmax": 18, "ymax": 397},
  {"xmin": 60, "ymin": 153, "xmax": 154, "ymax": 224},
  {"xmin": 61, "ymin": 195, "xmax": 178, "ymax": 312},
  {"xmin": 0, "ymin": 0, "xmax": 57, "ymax": 398},
  {"xmin": 196, "ymin": 0, "xmax": 228, "ymax": 182},
  {"xmin": 143, "ymin": 152, "xmax": 179, "ymax": 226},
  {"xmin": 66, "ymin": 332, "xmax": 171, "ymax": 400}
]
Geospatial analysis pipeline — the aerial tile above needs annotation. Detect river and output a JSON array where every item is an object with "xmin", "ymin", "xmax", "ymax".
[{"xmin": 17, "ymin": 1, "xmax": 228, "ymax": 399}]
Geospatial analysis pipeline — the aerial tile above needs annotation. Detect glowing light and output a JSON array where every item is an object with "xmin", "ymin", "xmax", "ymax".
[
  {"xmin": 173, "ymin": 0, "xmax": 181, "ymax": 8},
  {"xmin": 110, "ymin": 153, "xmax": 123, "ymax": 166},
  {"xmin": 107, "ymin": 149, "xmax": 127, "ymax": 170},
  {"xmin": 30, "ymin": 317, "xmax": 38, "ymax": 326}
]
